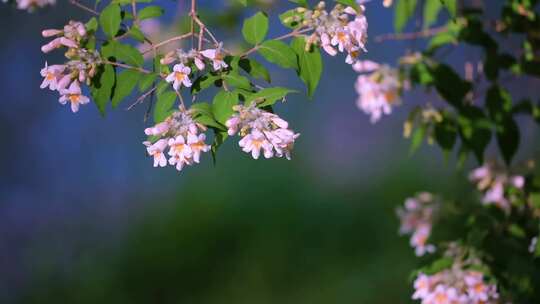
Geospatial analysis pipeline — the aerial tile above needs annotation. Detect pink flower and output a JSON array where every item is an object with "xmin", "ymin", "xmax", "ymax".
[
  {"xmin": 201, "ymin": 44, "xmax": 228, "ymax": 71},
  {"xmin": 320, "ymin": 33, "xmax": 337, "ymax": 56},
  {"xmin": 412, "ymin": 273, "xmax": 432, "ymax": 300},
  {"xmin": 58, "ymin": 81, "xmax": 89, "ymax": 113},
  {"xmin": 239, "ymin": 130, "xmax": 274, "ymax": 160},
  {"xmin": 145, "ymin": 121, "xmax": 170, "ymax": 136},
  {"xmin": 144, "ymin": 139, "xmax": 168, "ymax": 168},
  {"xmin": 167, "ymin": 135, "xmax": 192, "ymax": 171},
  {"xmin": 165, "ymin": 64, "xmax": 192, "ymax": 90},
  {"xmin": 411, "ymin": 224, "xmax": 436, "ymax": 256},
  {"xmin": 187, "ymin": 133, "xmax": 211, "ymax": 163},
  {"xmin": 40, "ymin": 62, "xmax": 65, "ymax": 91}
]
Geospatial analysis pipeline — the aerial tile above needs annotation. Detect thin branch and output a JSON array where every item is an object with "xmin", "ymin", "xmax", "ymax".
[
  {"xmin": 126, "ymin": 86, "xmax": 158, "ymax": 110},
  {"xmin": 69, "ymin": 0, "xmax": 98, "ymax": 15},
  {"xmin": 374, "ymin": 26, "xmax": 448, "ymax": 42},
  {"xmin": 241, "ymin": 27, "xmax": 312, "ymax": 57},
  {"xmin": 104, "ymin": 60, "xmax": 152, "ymax": 74},
  {"xmin": 142, "ymin": 33, "xmax": 193, "ymax": 54}
]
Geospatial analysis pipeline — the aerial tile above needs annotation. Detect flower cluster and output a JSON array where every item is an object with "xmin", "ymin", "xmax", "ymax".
[
  {"xmin": 469, "ymin": 162, "xmax": 525, "ymax": 213},
  {"xmin": 397, "ymin": 192, "xmax": 440, "ymax": 256},
  {"xmin": 298, "ymin": 1, "xmax": 368, "ymax": 65},
  {"xmin": 226, "ymin": 104, "xmax": 300, "ymax": 160},
  {"xmin": 143, "ymin": 110, "xmax": 211, "ymax": 171},
  {"xmin": 413, "ymin": 269, "xmax": 499, "ymax": 304},
  {"xmin": 354, "ymin": 60, "xmax": 402, "ymax": 123},
  {"xmin": 3, "ymin": 0, "xmax": 54, "ymax": 11},
  {"xmin": 40, "ymin": 21, "xmax": 99, "ymax": 113},
  {"xmin": 161, "ymin": 43, "xmax": 228, "ymax": 73}
]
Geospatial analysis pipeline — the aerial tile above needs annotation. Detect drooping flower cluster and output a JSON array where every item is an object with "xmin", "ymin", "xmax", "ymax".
[
  {"xmin": 397, "ymin": 192, "xmax": 440, "ymax": 256},
  {"xmin": 226, "ymin": 104, "xmax": 300, "ymax": 160},
  {"xmin": 3, "ymin": 0, "xmax": 55, "ymax": 11},
  {"xmin": 143, "ymin": 110, "xmax": 211, "ymax": 171},
  {"xmin": 469, "ymin": 162, "xmax": 525, "ymax": 213},
  {"xmin": 354, "ymin": 60, "xmax": 402, "ymax": 123},
  {"xmin": 412, "ymin": 253, "xmax": 499, "ymax": 304},
  {"xmin": 161, "ymin": 43, "xmax": 228, "ymax": 74},
  {"xmin": 299, "ymin": 1, "xmax": 368, "ymax": 65},
  {"xmin": 40, "ymin": 21, "xmax": 99, "ymax": 113}
]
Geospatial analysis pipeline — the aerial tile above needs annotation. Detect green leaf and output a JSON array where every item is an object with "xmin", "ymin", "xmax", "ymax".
[
  {"xmin": 154, "ymin": 91, "xmax": 177, "ymax": 123},
  {"xmin": 191, "ymin": 103, "xmax": 226, "ymax": 131},
  {"xmin": 246, "ymin": 87, "xmax": 297, "ymax": 107},
  {"xmin": 435, "ymin": 117, "xmax": 457, "ymax": 152},
  {"xmin": 221, "ymin": 73, "xmax": 252, "ymax": 90},
  {"xmin": 242, "ymin": 12, "xmax": 269, "ymax": 45},
  {"xmin": 423, "ymin": 0, "xmax": 442, "ymax": 28},
  {"xmin": 335, "ymin": 0, "xmax": 358, "ymax": 11},
  {"xmin": 458, "ymin": 106, "xmax": 492, "ymax": 163},
  {"xmin": 102, "ymin": 41, "xmax": 144, "ymax": 67},
  {"xmin": 394, "ymin": 0, "xmax": 418, "ymax": 32},
  {"xmin": 236, "ymin": 58, "xmax": 271, "ymax": 83},
  {"xmin": 496, "ymin": 117, "xmax": 520, "ymax": 165},
  {"xmin": 291, "ymin": 37, "xmax": 323, "ymax": 98},
  {"xmin": 191, "ymin": 74, "xmax": 222, "ymax": 94},
  {"xmin": 430, "ymin": 64, "xmax": 471, "ymax": 108},
  {"xmin": 212, "ymin": 90, "xmax": 240, "ymax": 125},
  {"xmin": 99, "ymin": 3, "xmax": 121, "ymax": 39},
  {"xmin": 90, "ymin": 64, "xmax": 116, "ymax": 116},
  {"xmin": 409, "ymin": 124, "xmax": 426, "ymax": 155},
  {"xmin": 138, "ymin": 5, "xmax": 164, "ymax": 20},
  {"xmin": 258, "ymin": 40, "xmax": 298, "ymax": 70},
  {"xmin": 139, "ymin": 73, "xmax": 157, "ymax": 92},
  {"xmin": 279, "ymin": 9, "xmax": 304, "ymax": 29},
  {"xmin": 85, "ymin": 17, "xmax": 98, "ymax": 33},
  {"xmin": 112, "ymin": 69, "xmax": 141, "ymax": 107},
  {"xmin": 129, "ymin": 26, "xmax": 146, "ymax": 43},
  {"xmin": 441, "ymin": 0, "xmax": 456, "ymax": 17}
]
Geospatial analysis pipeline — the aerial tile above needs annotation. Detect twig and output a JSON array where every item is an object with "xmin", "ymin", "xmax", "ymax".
[
  {"xmin": 126, "ymin": 86, "xmax": 158, "ymax": 110},
  {"xmin": 69, "ymin": 0, "xmax": 98, "ymax": 15},
  {"xmin": 142, "ymin": 33, "xmax": 194, "ymax": 54},
  {"xmin": 241, "ymin": 28, "xmax": 312, "ymax": 57},
  {"xmin": 104, "ymin": 60, "xmax": 152, "ymax": 74},
  {"xmin": 374, "ymin": 26, "xmax": 448, "ymax": 42}
]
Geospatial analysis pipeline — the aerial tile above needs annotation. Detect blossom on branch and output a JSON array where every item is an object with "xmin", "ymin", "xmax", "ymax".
[
  {"xmin": 143, "ymin": 110, "xmax": 210, "ymax": 172},
  {"xmin": 166, "ymin": 64, "xmax": 192, "ymax": 90},
  {"xmin": 354, "ymin": 61, "xmax": 402, "ymax": 123},
  {"xmin": 396, "ymin": 192, "xmax": 439, "ymax": 256},
  {"xmin": 226, "ymin": 104, "xmax": 299, "ymax": 160}
]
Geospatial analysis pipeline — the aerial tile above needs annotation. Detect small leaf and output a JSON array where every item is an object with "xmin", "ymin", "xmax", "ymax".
[
  {"xmin": 291, "ymin": 37, "xmax": 323, "ymax": 98},
  {"xmin": 246, "ymin": 87, "xmax": 297, "ymax": 107},
  {"xmin": 90, "ymin": 64, "xmax": 116, "ymax": 116},
  {"xmin": 496, "ymin": 117, "xmax": 520, "ymax": 165},
  {"xmin": 102, "ymin": 41, "xmax": 144, "ymax": 67},
  {"xmin": 138, "ymin": 5, "xmax": 164, "ymax": 20},
  {"xmin": 409, "ymin": 124, "xmax": 426, "ymax": 155},
  {"xmin": 258, "ymin": 40, "xmax": 298, "ymax": 70},
  {"xmin": 335, "ymin": 0, "xmax": 358, "ymax": 11},
  {"xmin": 99, "ymin": 3, "xmax": 122, "ymax": 38},
  {"xmin": 112, "ymin": 69, "xmax": 141, "ymax": 107},
  {"xmin": 221, "ymin": 73, "xmax": 252, "ymax": 90},
  {"xmin": 395, "ymin": 0, "xmax": 418, "ymax": 32},
  {"xmin": 154, "ymin": 91, "xmax": 176, "ymax": 123},
  {"xmin": 129, "ymin": 26, "xmax": 146, "ymax": 42},
  {"xmin": 139, "ymin": 73, "xmax": 157, "ymax": 92},
  {"xmin": 236, "ymin": 58, "xmax": 271, "ymax": 83},
  {"xmin": 85, "ymin": 17, "xmax": 98, "ymax": 33},
  {"xmin": 242, "ymin": 12, "xmax": 269, "ymax": 45},
  {"xmin": 212, "ymin": 90, "xmax": 239, "ymax": 125},
  {"xmin": 423, "ymin": 0, "xmax": 442, "ymax": 28}
]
